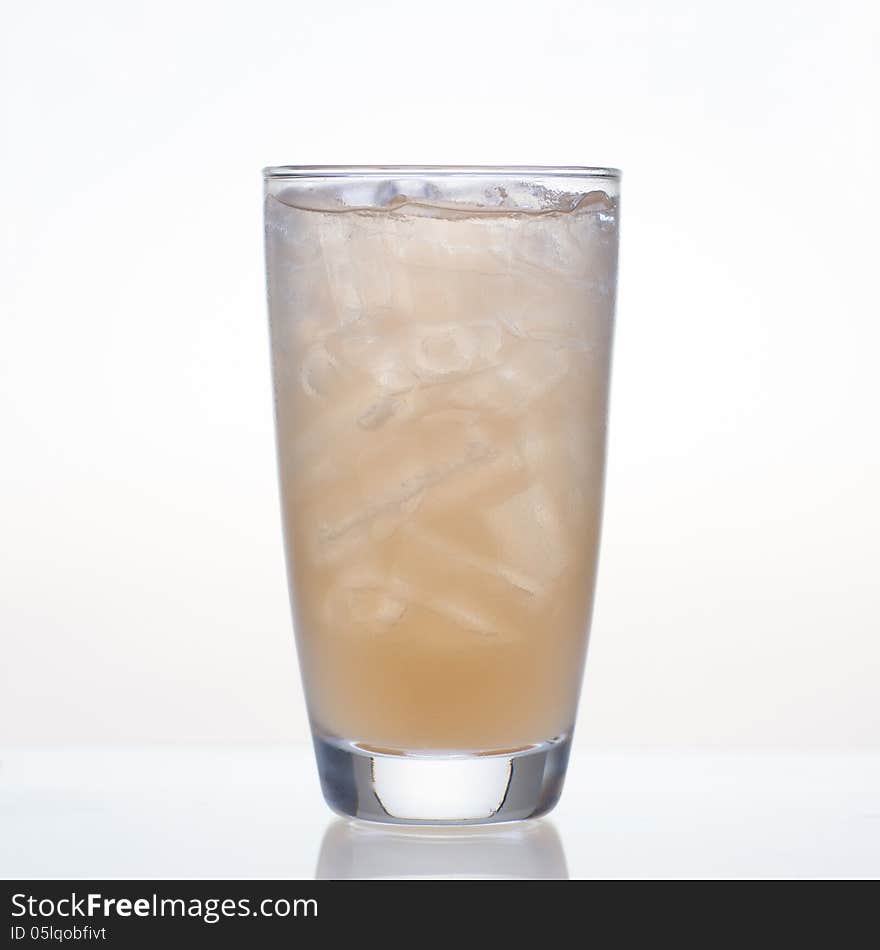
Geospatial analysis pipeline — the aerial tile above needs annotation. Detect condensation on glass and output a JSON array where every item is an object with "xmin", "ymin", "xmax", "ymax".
[{"xmin": 264, "ymin": 166, "xmax": 620, "ymax": 823}]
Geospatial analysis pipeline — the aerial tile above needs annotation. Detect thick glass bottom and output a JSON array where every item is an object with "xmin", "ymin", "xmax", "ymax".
[{"xmin": 313, "ymin": 732, "xmax": 571, "ymax": 825}]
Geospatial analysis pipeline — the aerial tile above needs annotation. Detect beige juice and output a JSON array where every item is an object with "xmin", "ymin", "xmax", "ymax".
[{"xmin": 266, "ymin": 184, "xmax": 617, "ymax": 752}]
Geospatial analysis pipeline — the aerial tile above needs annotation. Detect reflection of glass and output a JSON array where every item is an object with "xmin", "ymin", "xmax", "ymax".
[
  {"xmin": 316, "ymin": 819, "xmax": 568, "ymax": 880},
  {"xmin": 265, "ymin": 166, "xmax": 620, "ymax": 823}
]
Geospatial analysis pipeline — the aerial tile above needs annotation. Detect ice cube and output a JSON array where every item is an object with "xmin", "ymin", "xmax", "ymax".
[
  {"xmin": 300, "ymin": 340, "xmax": 342, "ymax": 397},
  {"xmin": 354, "ymin": 411, "xmax": 493, "ymax": 512},
  {"xmin": 282, "ymin": 386, "xmax": 374, "ymax": 474},
  {"xmin": 417, "ymin": 434, "xmax": 530, "ymax": 515},
  {"xmin": 503, "ymin": 287, "xmax": 600, "ymax": 352},
  {"xmin": 448, "ymin": 340, "xmax": 570, "ymax": 413},
  {"xmin": 409, "ymin": 321, "xmax": 503, "ymax": 381},
  {"xmin": 391, "ymin": 528, "xmax": 531, "ymax": 642},
  {"xmin": 300, "ymin": 466, "xmax": 424, "ymax": 566},
  {"xmin": 323, "ymin": 565, "xmax": 410, "ymax": 635},
  {"xmin": 357, "ymin": 394, "xmax": 408, "ymax": 430},
  {"xmin": 406, "ymin": 526, "xmax": 543, "ymax": 599},
  {"xmin": 339, "ymin": 330, "xmax": 417, "ymax": 394},
  {"xmin": 484, "ymin": 483, "xmax": 568, "ymax": 586},
  {"xmin": 315, "ymin": 219, "xmax": 367, "ymax": 326},
  {"xmin": 347, "ymin": 587, "xmax": 407, "ymax": 626}
]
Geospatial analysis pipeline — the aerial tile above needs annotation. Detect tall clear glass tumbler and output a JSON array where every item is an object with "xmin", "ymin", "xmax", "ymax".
[{"xmin": 264, "ymin": 166, "xmax": 620, "ymax": 824}]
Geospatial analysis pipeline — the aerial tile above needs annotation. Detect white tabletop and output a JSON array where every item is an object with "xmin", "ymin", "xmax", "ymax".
[{"xmin": 2, "ymin": 746, "xmax": 878, "ymax": 880}]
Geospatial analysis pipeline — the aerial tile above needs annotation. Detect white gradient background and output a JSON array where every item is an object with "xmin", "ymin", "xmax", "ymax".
[{"xmin": 2, "ymin": 0, "xmax": 878, "ymax": 748}]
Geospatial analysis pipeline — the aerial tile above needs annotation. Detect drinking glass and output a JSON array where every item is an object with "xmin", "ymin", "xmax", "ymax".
[{"xmin": 264, "ymin": 166, "xmax": 620, "ymax": 823}]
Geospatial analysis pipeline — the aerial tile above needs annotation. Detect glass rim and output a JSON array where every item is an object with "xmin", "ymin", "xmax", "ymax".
[{"xmin": 263, "ymin": 164, "xmax": 621, "ymax": 181}]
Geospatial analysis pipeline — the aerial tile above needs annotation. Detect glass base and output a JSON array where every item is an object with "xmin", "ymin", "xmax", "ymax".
[{"xmin": 313, "ymin": 733, "xmax": 571, "ymax": 825}]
